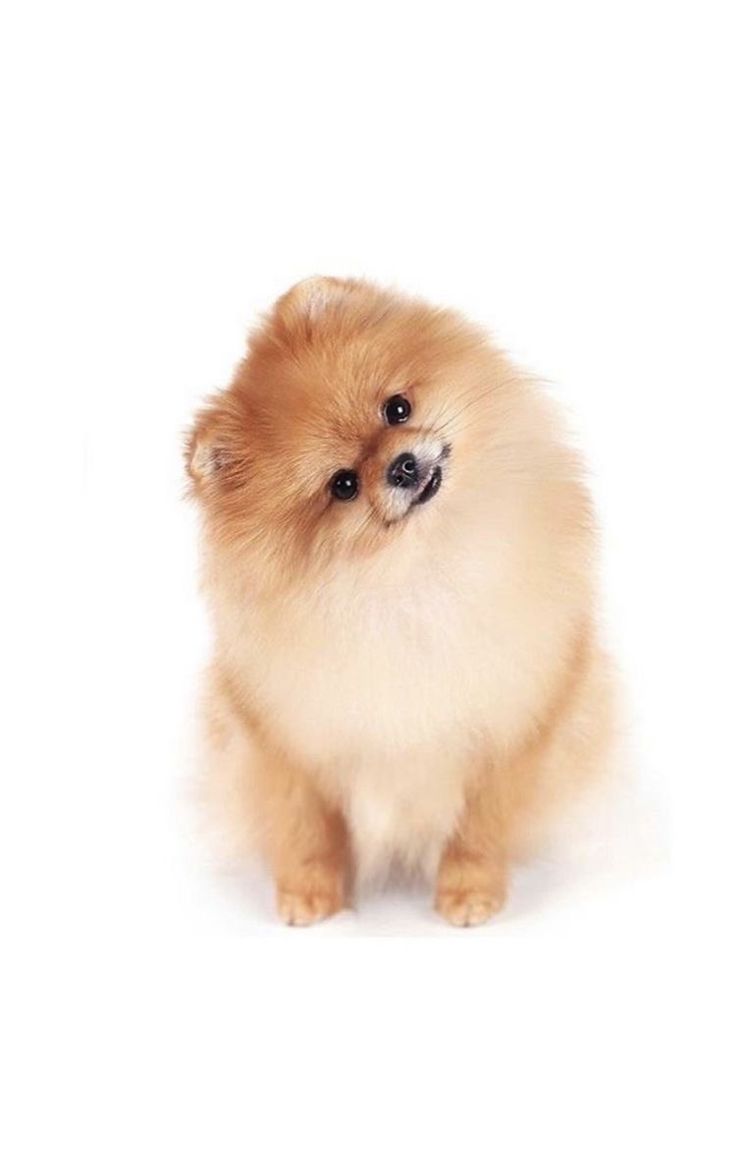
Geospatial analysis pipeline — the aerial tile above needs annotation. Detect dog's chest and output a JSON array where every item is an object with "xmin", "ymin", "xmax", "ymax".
[
  {"xmin": 245, "ymin": 587, "xmax": 487, "ymax": 871},
  {"xmin": 224, "ymin": 571, "xmax": 539, "ymax": 869},
  {"xmin": 246, "ymin": 581, "xmax": 492, "ymax": 766}
]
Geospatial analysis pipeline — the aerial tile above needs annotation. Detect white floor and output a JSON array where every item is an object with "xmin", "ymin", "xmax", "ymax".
[{"xmin": 175, "ymin": 759, "xmax": 668, "ymax": 938}]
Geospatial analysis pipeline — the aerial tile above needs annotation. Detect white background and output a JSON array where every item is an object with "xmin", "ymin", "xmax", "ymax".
[{"xmin": 2, "ymin": 1, "xmax": 734, "ymax": 1152}]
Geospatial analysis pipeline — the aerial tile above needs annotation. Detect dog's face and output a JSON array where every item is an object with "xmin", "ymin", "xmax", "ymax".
[{"xmin": 188, "ymin": 278, "xmax": 501, "ymax": 580}]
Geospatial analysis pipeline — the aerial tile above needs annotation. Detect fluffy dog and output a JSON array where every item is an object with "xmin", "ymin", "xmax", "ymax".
[{"xmin": 187, "ymin": 277, "xmax": 613, "ymax": 925}]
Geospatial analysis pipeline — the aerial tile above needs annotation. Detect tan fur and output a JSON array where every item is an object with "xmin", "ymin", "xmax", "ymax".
[{"xmin": 187, "ymin": 277, "xmax": 614, "ymax": 926}]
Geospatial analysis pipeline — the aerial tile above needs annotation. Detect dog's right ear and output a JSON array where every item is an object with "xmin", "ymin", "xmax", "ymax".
[
  {"xmin": 186, "ymin": 384, "xmax": 253, "ymax": 497},
  {"xmin": 185, "ymin": 400, "xmax": 233, "ymax": 488},
  {"xmin": 186, "ymin": 428, "xmax": 216, "ymax": 482},
  {"xmin": 185, "ymin": 386, "xmax": 251, "ymax": 496}
]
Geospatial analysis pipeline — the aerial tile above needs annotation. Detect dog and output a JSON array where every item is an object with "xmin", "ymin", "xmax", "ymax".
[{"xmin": 187, "ymin": 276, "xmax": 614, "ymax": 925}]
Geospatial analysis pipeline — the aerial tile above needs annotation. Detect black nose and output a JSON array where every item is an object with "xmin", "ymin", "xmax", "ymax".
[{"xmin": 387, "ymin": 452, "xmax": 419, "ymax": 488}]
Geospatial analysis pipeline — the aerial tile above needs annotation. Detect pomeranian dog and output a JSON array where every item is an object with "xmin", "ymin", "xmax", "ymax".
[{"xmin": 187, "ymin": 276, "xmax": 614, "ymax": 926}]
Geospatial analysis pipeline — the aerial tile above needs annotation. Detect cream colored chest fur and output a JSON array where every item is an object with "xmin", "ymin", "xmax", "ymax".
[{"xmin": 214, "ymin": 546, "xmax": 572, "ymax": 873}]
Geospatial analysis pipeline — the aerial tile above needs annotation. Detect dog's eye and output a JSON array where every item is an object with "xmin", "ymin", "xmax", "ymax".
[
  {"xmin": 383, "ymin": 394, "xmax": 412, "ymax": 425},
  {"xmin": 330, "ymin": 469, "xmax": 360, "ymax": 501}
]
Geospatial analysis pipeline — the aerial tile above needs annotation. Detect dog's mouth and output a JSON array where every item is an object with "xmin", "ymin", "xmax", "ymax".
[{"xmin": 413, "ymin": 465, "xmax": 443, "ymax": 507}]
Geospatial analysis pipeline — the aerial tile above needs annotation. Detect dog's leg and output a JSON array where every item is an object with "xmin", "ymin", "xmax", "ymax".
[
  {"xmin": 435, "ymin": 774, "xmax": 507, "ymax": 927},
  {"xmin": 257, "ymin": 756, "xmax": 349, "ymax": 926}
]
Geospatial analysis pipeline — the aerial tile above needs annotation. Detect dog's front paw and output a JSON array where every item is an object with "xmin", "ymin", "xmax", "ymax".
[
  {"xmin": 435, "ymin": 887, "xmax": 504, "ymax": 927},
  {"xmin": 276, "ymin": 874, "xmax": 345, "ymax": 926}
]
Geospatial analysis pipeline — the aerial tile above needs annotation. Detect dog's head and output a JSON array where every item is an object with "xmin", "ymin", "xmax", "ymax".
[{"xmin": 187, "ymin": 277, "xmax": 515, "ymax": 582}]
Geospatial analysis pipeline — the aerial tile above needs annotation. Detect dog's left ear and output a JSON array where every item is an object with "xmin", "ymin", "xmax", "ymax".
[{"xmin": 272, "ymin": 275, "xmax": 354, "ymax": 340}]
